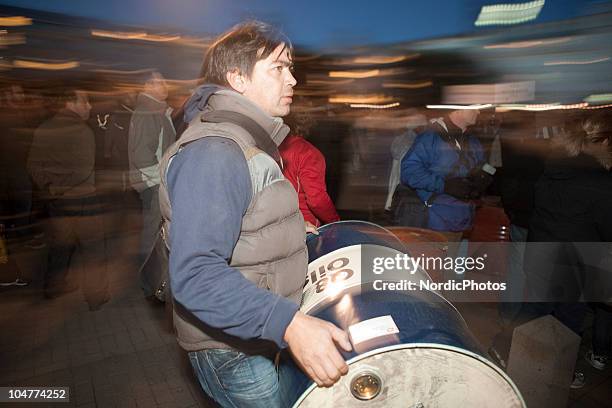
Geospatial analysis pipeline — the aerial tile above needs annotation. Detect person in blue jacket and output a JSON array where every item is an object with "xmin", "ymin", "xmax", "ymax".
[{"xmin": 400, "ymin": 108, "xmax": 490, "ymax": 241}]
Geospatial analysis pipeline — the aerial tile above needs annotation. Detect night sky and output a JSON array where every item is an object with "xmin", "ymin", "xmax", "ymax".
[{"xmin": 0, "ymin": 0, "xmax": 604, "ymax": 48}]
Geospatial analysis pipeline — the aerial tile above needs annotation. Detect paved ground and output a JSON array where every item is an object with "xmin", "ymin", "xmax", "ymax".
[
  {"xmin": 0, "ymin": 191, "xmax": 214, "ymax": 408},
  {"xmin": 1, "ymin": 193, "xmax": 611, "ymax": 407},
  {"xmin": 458, "ymin": 302, "xmax": 612, "ymax": 408}
]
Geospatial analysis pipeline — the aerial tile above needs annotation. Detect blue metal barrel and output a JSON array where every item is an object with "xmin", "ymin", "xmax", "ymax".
[{"xmin": 284, "ymin": 221, "xmax": 525, "ymax": 408}]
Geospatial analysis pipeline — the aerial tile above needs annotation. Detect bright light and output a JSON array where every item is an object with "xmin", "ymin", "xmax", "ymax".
[
  {"xmin": 329, "ymin": 94, "xmax": 394, "ymax": 104},
  {"xmin": 544, "ymin": 57, "xmax": 610, "ymax": 66},
  {"xmin": 350, "ymin": 102, "xmax": 400, "ymax": 109},
  {"xmin": 92, "ymin": 30, "xmax": 147, "ymax": 40},
  {"xmin": 328, "ymin": 68, "xmax": 411, "ymax": 79},
  {"xmin": 382, "ymin": 81, "xmax": 432, "ymax": 89},
  {"xmin": 329, "ymin": 69, "xmax": 380, "ymax": 79},
  {"xmin": 582, "ymin": 104, "xmax": 612, "ymax": 110},
  {"xmin": 351, "ymin": 54, "xmax": 419, "ymax": 64},
  {"xmin": 475, "ymin": 0, "xmax": 545, "ymax": 26},
  {"xmin": 495, "ymin": 102, "xmax": 588, "ymax": 112},
  {"xmin": 484, "ymin": 36, "xmax": 571, "ymax": 49},
  {"xmin": 91, "ymin": 30, "xmax": 181, "ymax": 42},
  {"xmin": 0, "ymin": 16, "xmax": 32, "ymax": 26},
  {"xmin": 426, "ymin": 104, "xmax": 493, "ymax": 110},
  {"xmin": 324, "ymin": 280, "xmax": 344, "ymax": 298},
  {"xmin": 13, "ymin": 59, "xmax": 79, "ymax": 70}
]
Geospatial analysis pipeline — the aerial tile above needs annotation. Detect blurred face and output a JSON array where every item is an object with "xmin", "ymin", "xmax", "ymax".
[
  {"xmin": 241, "ymin": 43, "xmax": 297, "ymax": 117},
  {"xmin": 145, "ymin": 72, "xmax": 168, "ymax": 101},
  {"xmin": 463, "ymin": 109, "xmax": 480, "ymax": 127},
  {"xmin": 67, "ymin": 91, "xmax": 92, "ymax": 120}
]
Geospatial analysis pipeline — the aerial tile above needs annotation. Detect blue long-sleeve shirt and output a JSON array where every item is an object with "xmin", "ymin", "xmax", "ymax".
[{"xmin": 167, "ymin": 136, "xmax": 298, "ymax": 348}]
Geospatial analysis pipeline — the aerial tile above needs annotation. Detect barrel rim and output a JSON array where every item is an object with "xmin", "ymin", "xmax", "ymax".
[
  {"xmin": 291, "ymin": 342, "xmax": 526, "ymax": 408},
  {"xmin": 309, "ymin": 220, "xmax": 407, "ymax": 248}
]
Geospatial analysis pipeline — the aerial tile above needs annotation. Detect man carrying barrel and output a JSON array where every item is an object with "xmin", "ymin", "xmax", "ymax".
[{"xmin": 158, "ymin": 21, "xmax": 352, "ymax": 407}]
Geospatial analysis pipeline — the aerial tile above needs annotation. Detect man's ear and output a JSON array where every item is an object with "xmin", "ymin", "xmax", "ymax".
[{"xmin": 226, "ymin": 69, "xmax": 247, "ymax": 93}]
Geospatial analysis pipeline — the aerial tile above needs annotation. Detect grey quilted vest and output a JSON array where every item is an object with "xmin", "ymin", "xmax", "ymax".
[{"xmin": 158, "ymin": 90, "xmax": 307, "ymax": 352}]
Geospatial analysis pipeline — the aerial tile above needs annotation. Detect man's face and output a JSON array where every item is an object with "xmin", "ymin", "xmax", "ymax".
[
  {"xmin": 145, "ymin": 73, "xmax": 168, "ymax": 101},
  {"xmin": 241, "ymin": 43, "xmax": 297, "ymax": 117},
  {"xmin": 68, "ymin": 91, "xmax": 92, "ymax": 121}
]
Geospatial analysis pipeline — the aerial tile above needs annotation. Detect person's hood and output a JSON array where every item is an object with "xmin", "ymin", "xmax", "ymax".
[
  {"xmin": 429, "ymin": 116, "xmax": 467, "ymax": 146},
  {"xmin": 390, "ymin": 129, "xmax": 417, "ymax": 160},
  {"xmin": 183, "ymin": 84, "xmax": 289, "ymax": 146}
]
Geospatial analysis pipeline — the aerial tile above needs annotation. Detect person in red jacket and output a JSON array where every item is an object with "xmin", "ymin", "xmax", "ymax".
[{"xmin": 280, "ymin": 110, "xmax": 340, "ymax": 227}]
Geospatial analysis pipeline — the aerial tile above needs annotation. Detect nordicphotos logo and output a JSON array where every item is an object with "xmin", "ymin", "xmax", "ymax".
[{"xmin": 372, "ymin": 279, "xmax": 506, "ymax": 292}]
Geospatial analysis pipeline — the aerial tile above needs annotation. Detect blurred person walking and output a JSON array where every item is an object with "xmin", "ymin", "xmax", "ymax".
[
  {"xmin": 497, "ymin": 112, "xmax": 546, "ymax": 322},
  {"xmin": 523, "ymin": 113, "xmax": 612, "ymax": 324},
  {"xmin": 27, "ymin": 88, "xmax": 110, "ymax": 310},
  {"xmin": 386, "ymin": 113, "xmax": 426, "ymax": 225},
  {"xmin": 279, "ymin": 108, "xmax": 340, "ymax": 227},
  {"xmin": 107, "ymin": 92, "xmax": 136, "ymax": 188},
  {"xmin": 128, "ymin": 72, "xmax": 175, "ymax": 297},
  {"xmin": 520, "ymin": 112, "xmax": 612, "ymax": 387},
  {"xmin": 0, "ymin": 85, "xmax": 35, "ymax": 239},
  {"xmin": 400, "ymin": 108, "xmax": 492, "ymax": 253}
]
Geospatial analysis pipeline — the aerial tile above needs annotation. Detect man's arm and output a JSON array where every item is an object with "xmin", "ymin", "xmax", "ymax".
[{"xmin": 168, "ymin": 137, "xmax": 298, "ymax": 346}]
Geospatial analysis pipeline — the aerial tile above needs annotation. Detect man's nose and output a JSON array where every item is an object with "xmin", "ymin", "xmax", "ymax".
[{"xmin": 286, "ymin": 71, "xmax": 297, "ymax": 87}]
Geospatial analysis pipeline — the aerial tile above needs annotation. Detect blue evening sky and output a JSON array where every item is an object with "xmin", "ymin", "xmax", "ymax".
[{"xmin": 0, "ymin": 0, "xmax": 601, "ymax": 47}]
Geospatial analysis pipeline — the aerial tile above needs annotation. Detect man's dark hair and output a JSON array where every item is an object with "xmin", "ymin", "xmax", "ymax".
[{"xmin": 200, "ymin": 20, "xmax": 292, "ymax": 86}]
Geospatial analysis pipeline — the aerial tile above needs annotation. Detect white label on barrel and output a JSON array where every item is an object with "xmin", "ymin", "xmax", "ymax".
[
  {"xmin": 348, "ymin": 315, "xmax": 399, "ymax": 345},
  {"xmin": 301, "ymin": 245, "xmax": 362, "ymax": 314}
]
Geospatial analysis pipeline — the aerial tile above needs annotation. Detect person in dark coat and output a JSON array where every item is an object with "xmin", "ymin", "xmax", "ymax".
[
  {"xmin": 27, "ymin": 88, "xmax": 110, "ymax": 310},
  {"xmin": 522, "ymin": 112, "xmax": 612, "ymax": 385},
  {"xmin": 524, "ymin": 113, "xmax": 612, "ymax": 315}
]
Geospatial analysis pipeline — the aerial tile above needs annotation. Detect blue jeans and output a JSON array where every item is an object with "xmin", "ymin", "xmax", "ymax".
[{"xmin": 188, "ymin": 349, "xmax": 309, "ymax": 408}]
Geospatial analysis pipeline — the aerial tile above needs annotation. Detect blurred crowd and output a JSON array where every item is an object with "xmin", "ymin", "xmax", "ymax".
[{"xmin": 0, "ymin": 9, "xmax": 611, "ymax": 397}]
